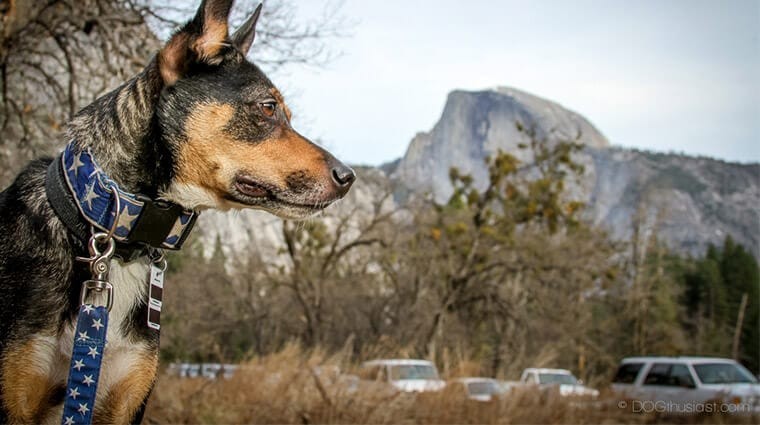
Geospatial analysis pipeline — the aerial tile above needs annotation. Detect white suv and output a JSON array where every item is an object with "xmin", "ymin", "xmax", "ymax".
[
  {"xmin": 611, "ymin": 357, "xmax": 759, "ymax": 415},
  {"xmin": 361, "ymin": 359, "xmax": 446, "ymax": 392}
]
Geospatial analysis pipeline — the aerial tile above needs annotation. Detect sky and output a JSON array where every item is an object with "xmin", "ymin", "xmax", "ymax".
[{"xmin": 262, "ymin": 0, "xmax": 759, "ymax": 166}]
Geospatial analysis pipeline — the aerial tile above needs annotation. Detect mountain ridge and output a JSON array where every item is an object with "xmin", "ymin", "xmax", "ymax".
[{"xmin": 389, "ymin": 86, "xmax": 759, "ymax": 257}]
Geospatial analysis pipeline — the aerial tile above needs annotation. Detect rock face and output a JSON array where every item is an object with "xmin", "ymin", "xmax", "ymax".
[
  {"xmin": 586, "ymin": 147, "xmax": 759, "ymax": 256},
  {"xmin": 393, "ymin": 87, "xmax": 609, "ymax": 201},
  {"xmin": 392, "ymin": 87, "xmax": 760, "ymax": 257}
]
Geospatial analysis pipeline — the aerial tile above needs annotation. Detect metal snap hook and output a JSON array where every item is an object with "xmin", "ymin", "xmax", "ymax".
[{"xmin": 88, "ymin": 232, "xmax": 116, "ymax": 259}]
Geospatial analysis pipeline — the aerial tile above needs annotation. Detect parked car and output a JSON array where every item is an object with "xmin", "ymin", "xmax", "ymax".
[
  {"xmin": 518, "ymin": 368, "xmax": 600, "ymax": 397},
  {"xmin": 453, "ymin": 377, "xmax": 504, "ymax": 401},
  {"xmin": 167, "ymin": 362, "xmax": 237, "ymax": 379},
  {"xmin": 201, "ymin": 363, "xmax": 223, "ymax": 379},
  {"xmin": 361, "ymin": 359, "xmax": 446, "ymax": 392},
  {"xmin": 181, "ymin": 363, "xmax": 201, "ymax": 378},
  {"xmin": 611, "ymin": 356, "xmax": 760, "ymax": 415}
]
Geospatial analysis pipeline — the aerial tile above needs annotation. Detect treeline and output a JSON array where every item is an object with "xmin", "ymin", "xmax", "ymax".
[
  {"xmin": 682, "ymin": 238, "xmax": 759, "ymax": 371},
  {"xmin": 160, "ymin": 137, "xmax": 759, "ymax": 383}
]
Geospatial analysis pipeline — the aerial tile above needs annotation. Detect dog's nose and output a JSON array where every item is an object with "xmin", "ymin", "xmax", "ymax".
[{"xmin": 331, "ymin": 164, "xmax": 356, "ymax": 196}]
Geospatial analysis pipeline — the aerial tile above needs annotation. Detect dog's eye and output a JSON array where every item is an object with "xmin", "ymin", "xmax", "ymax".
[{"xmin": 259, "ymin": 101, "xmax": 277, "ymax": 117}]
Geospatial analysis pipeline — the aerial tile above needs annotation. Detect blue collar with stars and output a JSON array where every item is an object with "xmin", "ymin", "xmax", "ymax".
[{"xmin": 60, "ymin": 142, "xmax": 197, "ymax": 250}]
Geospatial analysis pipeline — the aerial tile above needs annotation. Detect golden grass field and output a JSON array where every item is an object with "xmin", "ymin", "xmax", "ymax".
[{"xmin": 144, "ymin": 346, "xmax": 756, "ymax": 424}]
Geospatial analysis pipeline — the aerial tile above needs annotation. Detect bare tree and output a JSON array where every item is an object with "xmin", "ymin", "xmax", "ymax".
[
  {"xmin": 271, "ymin": 175, "xmax": 396, "ymax": 346},
  {"xmin": 0, "ymin": 0, "xmax": 155, "ymax": 184}
]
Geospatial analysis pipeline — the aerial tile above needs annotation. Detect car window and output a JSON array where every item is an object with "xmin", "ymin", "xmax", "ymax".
[
  {"xmin": 643, "ymin": 363, "xmax": 672, "ymax": 386},
  {"xmin": 693, "ymin": 363, "xmax": 758, "ymax": 384},
  {"xmin": 539, "ymin": 373, "xmax": 578, "ymax": 385},
  {"xmin": 468, "ymin": 381, "xmax": 497, "ymax": 395},
  {"xmin": 668, "ymin": 364, "xmax": 695, "ymax": 388},
  {"xmin": 525, "ymin": 373, "xmax": 537, "ymax": 384},
  {"xmin": 389, "ymin": 364, "xmax": 438, "ymax": 380},
  {"xmin": 613, "ymin": 363, "xmax": 643, "ymax": 384}
]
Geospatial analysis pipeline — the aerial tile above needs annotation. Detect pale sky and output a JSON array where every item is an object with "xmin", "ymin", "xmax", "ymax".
[{"xmin": 264, "ymin": 0, "xmax": 759, "ymax": 166}]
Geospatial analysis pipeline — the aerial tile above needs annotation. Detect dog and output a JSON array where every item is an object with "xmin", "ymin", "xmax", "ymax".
[{"xmin": 0, "ymin": 0, "xmax": 355, "ymax": 422}]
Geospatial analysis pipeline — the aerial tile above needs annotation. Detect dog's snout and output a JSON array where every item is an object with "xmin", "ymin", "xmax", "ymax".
[{"xmin": 331, "ymin": 164, "xmax": 356, "ymax": 196}]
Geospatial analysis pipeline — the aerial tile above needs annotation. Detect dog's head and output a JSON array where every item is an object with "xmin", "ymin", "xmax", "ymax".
[{"xmin": 156, "ymin": 0, "xmax": 354, "ymax": 219}]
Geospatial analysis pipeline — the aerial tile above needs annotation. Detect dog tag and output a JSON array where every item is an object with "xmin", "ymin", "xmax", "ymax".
[{"xmin": 147, "ymin": 263, "xmax": 164, "ymax": 330}]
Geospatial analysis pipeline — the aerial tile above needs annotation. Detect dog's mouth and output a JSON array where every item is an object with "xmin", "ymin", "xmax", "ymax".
[
  {"xmin": 234, "ymin": 175, "xmax": 270, "ymax": 199},
  {"xmin": 231, "ymin": 174, "xmax": 333, "ymax": 216}
]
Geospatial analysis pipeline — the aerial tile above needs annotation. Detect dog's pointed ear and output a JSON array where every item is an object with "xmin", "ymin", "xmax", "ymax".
[
  {"xmin": 232, "ymin": 3, "xmax": 262, "ymax": 56},
  {"xmin": 158, "ymin": 0, "xmax": 235, "ymax": 86}
]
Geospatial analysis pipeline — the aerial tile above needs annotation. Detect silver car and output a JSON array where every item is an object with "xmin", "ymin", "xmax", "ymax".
[{"xmin": 611, "ymin": 356, "xmax": 760, "ymax": 415}]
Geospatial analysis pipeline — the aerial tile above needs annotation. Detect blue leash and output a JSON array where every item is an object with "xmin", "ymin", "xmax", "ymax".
[{"xmin": 62, "ymin": 305, "xmax": 109, "ymax": 425}]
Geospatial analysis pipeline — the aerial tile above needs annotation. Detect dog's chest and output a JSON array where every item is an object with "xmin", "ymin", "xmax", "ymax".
[{"xmin": 104, "ymin": 258, "xmax": 151, "ymax": 342}]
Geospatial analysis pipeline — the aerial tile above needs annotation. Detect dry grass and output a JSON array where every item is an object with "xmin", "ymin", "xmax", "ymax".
[{"xmin": 144, "ymin": 346, "xmax": 756, "ymax": 424}]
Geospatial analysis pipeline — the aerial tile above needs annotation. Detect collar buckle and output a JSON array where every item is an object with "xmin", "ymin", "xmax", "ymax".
[{"xmin": 129, "ymin": 194, "xmax": 190, "ymax": 248}]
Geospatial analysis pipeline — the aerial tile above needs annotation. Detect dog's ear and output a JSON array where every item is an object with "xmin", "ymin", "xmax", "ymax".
[
  {"xmin": 158, "ymin": 0, "xmax": 235, "ymax": 86},
  {"xmin": 231, "ymin": 3, "xmax": 262, "ymax": 56}
]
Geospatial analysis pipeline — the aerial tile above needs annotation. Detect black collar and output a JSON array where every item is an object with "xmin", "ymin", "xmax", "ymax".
[{"xmin": 45, "ymin": 147, "xmax": 198, "ymax": 262}]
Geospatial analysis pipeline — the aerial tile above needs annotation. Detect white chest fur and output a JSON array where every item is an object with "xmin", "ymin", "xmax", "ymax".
[{"xmin": 103, "ymin": 258, "xmax": 150, "ymax": 343}]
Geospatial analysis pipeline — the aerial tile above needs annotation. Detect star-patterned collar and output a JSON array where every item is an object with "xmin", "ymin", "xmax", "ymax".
[{"xmin": 59, "ymin": 142, "xmax": 197, "ymax": 250}]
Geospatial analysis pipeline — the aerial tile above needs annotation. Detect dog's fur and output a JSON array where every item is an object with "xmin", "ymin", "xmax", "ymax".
[{"xmin": 0, "ymin": 0, "xmax": 354, "ymax": 422}]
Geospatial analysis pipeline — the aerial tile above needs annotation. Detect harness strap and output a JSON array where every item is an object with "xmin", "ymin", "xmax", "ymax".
[{"xmin": 61, "ymin": 304, "xmax": 109, "ymax": 425}]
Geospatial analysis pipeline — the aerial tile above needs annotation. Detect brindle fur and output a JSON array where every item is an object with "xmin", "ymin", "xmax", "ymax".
[{"xmin": 0, "ymin": 0, "xmax": 354, "ymax": 422}]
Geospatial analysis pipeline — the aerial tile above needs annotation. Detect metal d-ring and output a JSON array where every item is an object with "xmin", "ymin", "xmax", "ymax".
[
  {"xmin": 78, "ymin": 185, "xmax": 119, "ymax": 261},
  {"xmin": 104, "ymin": 184, "xmax": 121, "ymax": 241}
]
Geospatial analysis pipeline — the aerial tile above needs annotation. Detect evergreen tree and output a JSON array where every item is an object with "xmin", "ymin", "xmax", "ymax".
[{"xmin": 718, "ymin": 237, "xmax": 759, "ymax": 372}]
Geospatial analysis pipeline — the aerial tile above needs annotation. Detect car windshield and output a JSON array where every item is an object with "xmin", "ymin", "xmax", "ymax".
[
  {"xmin": 539, "ymin": 373, "xmax": 578, "ymax": 385},
  {"xmin": 389, "ymin": 364, "xmax": 439, "ymax": 380},
  {"xmin": 467, "ymin": 381, "xmax": 497, "ymax": 395},
  {"xmin": 693, "ymin": 363, "xmax": 758, "ymax": 384}
]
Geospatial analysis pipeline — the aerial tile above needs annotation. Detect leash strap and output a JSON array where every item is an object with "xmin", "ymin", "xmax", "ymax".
[
  {"xmin": 62, "ymin": 304, "xmax": 109, "ymax": 425},
  {"xmin": 59, "ymin": 143, "xmax": 197, "ymax": 250}
]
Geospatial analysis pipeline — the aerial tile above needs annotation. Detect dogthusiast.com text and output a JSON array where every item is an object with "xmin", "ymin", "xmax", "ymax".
[{"xmin": 618, "ymin": 399, "xmax": 757, "ymax": 415}]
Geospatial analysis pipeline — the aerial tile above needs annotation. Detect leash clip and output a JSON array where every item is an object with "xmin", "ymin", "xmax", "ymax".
[
  {"xmin": 78, "ymin": 233, "xmax": 116, "ymax": 312},
  {"xmin": 76, "ymin": 186, "xmax": 119, "ymax": 311}
]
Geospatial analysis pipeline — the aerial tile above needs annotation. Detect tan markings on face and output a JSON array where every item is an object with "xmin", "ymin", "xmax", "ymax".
[
  {"xmin": 179, "ymin": 102, "xmax": 330, "ymax": 203},
  {"xmin": 269, "ymin": 88, "xmax": 292, "ymax": 121},
  {"xmin": 248, "ymin": 128, "xmax": 330, "ymax": 188},
  {"xmin": 177, "ymin": 103, "xmax": 235, "ymax": 202}
]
